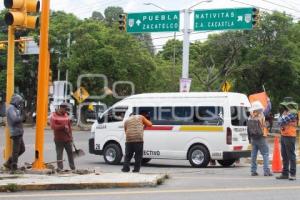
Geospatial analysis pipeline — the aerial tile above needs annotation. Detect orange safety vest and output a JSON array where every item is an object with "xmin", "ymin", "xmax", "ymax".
[{"xmin": 281, "ymin": 121, "xmax": 297, "ymax": 137}]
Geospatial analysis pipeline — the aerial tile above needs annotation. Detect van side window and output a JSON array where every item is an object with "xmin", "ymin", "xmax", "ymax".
[
  {"xmin": 231, "ymin": 106, "xmax": 248, "ymax": 126},
  {"xmin": 133, "ymin": 107, "xmax": 155, "ymax": 120},
  {"xmin": 157, "ymin": 107, "xmax": 194, "ymax": 125},
  {"xmin": 102, "ymin": 107, "xmax": 128, "ymax": 123},
  {"xmin": 133, "ymin": 106, "xmax": 223, "ymax": 125},
  {"xmin": 194, "ymin": 107, "xmax": 224, "ymax": 125}
]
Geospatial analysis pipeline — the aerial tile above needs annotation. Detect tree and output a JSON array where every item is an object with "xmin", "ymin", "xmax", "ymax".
[
  {"xmin": 91, "ymin": 11, "xmax": 104, "ymax": 21},
  {"xmin": 60, "ymin": 18, "xmax": 156, "ymax": 105},
  {"xmin": 158, "ymin": 39, "xmax": 182, "ymax": 62},
  {"xmin": 104, "ymin": 6, "xmax": 123, "ymax": 26},
  {"xmin": 134, "ymin": 33, "xmax": 155, "ymax": 55},
  {"xmin": 190, "ymin": 31, "xmax": 246, "ymax": 91},
  {"xmin": 234, "ymin": 12, "xmax": 300, "ymax": 108},
  {"xmin": 156, "ymin": 11, "xmax": 300, "ymax": 110}
]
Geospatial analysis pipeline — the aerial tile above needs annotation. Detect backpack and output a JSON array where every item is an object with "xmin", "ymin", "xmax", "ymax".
[{"xmin": 247, "ymin": 119, "xmax": 263, "ymax": 139}]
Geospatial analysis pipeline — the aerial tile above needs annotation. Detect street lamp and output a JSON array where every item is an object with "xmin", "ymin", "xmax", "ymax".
[
  {"xmin": 189, "ymin": 0, "xmax": 213, "ymax": 10},
  {"xmin": 143, "ymin": 2, "xmax": 167, "ymax": 11}
]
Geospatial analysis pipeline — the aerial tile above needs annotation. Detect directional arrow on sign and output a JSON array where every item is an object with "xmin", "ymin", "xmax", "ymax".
[
  {"xmin": 136, "ymin": 19, "xmax": 141, "ymax": 26},
  {"xmin": 194, "ymin": 8, "xmax": 255, "ymax": 31}
]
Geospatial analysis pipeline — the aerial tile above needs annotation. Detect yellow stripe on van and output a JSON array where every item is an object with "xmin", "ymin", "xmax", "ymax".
[{"xmin": 179, "ymin": 126, "xmax": 223, "ymax": 132}]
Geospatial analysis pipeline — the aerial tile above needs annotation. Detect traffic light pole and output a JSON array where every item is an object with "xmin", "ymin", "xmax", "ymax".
[
  {"xmin": 44, "ymin": 51, "xmax": 50, "ymax": 127},
  {"xmin": 32, "ymin": 0, "xmax": 50, "ymax": 170},
  {"xmin": 4, "ymin": 26, "xmax": 15, "ymax": 161}
]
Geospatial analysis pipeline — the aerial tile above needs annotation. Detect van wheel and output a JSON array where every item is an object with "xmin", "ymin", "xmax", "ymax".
[
  {"xmin": 217, "ymin": 159, "xmax": 236, "ymax": 167},
  {"xmin": 103, "ymin": 143, "xmax": 122, "ymax": 165},
  {"xmin": 188, "ymin": 145, "xmax": 210, "ymax": 168},
  {"xmin": 142, "ymin": 158, "xmax": 151, "ymax": 165}
]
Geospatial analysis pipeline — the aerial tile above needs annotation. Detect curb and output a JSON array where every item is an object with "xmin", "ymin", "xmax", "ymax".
[
  {"xmin": 0, "ymin": 174, "xmax": 169, "ymax": 192},
  {"xmin": 245, "ymin": 158, "xmax": 300, "ymax": 165}
]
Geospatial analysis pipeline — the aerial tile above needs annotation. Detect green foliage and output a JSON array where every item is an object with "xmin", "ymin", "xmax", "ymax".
[
  {"xmin": 91, "ymin": 11, "xmax": 104, "ymax": 21},
  {"xmin": 4, "ymin": 183, "xmax": 20, "ymax": 192},
  {"xmin": 157, "ymin": 11, "xmax": 300, "ymax": 111},
  {"xmin": 1, "ymin": 7, "xmax": 300, "ymax": 113},
  {"xmin": 234, "ymin": 12, "xmax": 300, "ymax": 109},
  {"xmin": 158, "ymin": 39, "xmax": 182, "ymax": 62},
  {"xmin": 55, "ymin": 13, "xmax": 156, "ymax": 105},
  {"xmin": 104, "ymin": 6, "xmax": 123, "ymax": 26},
  {"xmin": 0, "ymin": 8, "xmax": 158, "ymax": 107}
]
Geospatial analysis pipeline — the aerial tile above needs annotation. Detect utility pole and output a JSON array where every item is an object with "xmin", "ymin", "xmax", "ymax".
[
  {"xmin": 57, "ymin": 55, "xmax": 61, "ymax": 81},
  {"xmin": 180, "ymin": 0, "xmax": 212, "ymax": 92},
  {"xmin": 172, "ymin": 32, "xmax": 177, "ymax": 91},
  {"xmin": 181, "ymin": 8, "xmax": 191, "ymax": 80},
  {"xmin": 4, "ymin": 26, "xmax": 15, "ymax": 161},
  {"xmin": 65, "ymin": 33, "xmax": 71, "ymax": 102},
  {"xmin": 32, "ymin": 0, "xmax": 51, "ymax": 170}
]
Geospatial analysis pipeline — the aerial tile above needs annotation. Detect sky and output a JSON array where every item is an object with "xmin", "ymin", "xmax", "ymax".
[{"xmin": 1, "ymin": 0, "xmax": 300, "ymax": 51}]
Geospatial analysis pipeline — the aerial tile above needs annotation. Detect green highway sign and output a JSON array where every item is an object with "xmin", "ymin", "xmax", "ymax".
[
  {"xmin": 126, "ymin": 11, "xmax": 180, "ymax": 33},
  {"xmin": 194, "ymin": 8, "xmax": 254, "ymax": 31}
]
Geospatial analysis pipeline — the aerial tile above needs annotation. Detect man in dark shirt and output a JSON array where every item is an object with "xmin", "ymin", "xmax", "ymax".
[{"xmin": 4, "ymin": 94, "xmax": 25, "ymax": 173}]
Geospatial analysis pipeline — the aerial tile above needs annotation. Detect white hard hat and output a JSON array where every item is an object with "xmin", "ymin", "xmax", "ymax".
[{"xmin": 249, "ymin": 101, "xmax": 264, "ymax": 112}]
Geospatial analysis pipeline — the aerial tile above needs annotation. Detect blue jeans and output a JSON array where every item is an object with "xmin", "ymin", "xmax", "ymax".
[
  {"xmin": 281, "ymin": 136, "xmax": 296, "ymax": 176},
  {"xmin": 251, "ymin": 137, "xmax": 270, "ymax": 173}
]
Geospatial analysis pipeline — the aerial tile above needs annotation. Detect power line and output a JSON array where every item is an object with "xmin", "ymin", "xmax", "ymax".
[
  {"xmin": 67, "ymin": 0, "xmax": 127, "ymax": 18},
  {"xmin": 151, "ymin": 31, "xmax": 211, "ymax": 41},
  {"xmin": 52, "ymin": 0, "xmax": 123, "ymax": 15},
  {"xmin": 259, "ymin": 0, "xmax": 300, "ymax": 13},
  {"xmin": 279, "ymin": 0, "xmax": 300, "ymax": 8},
  {"xmin": 154, "ymin": 38, "xmax": 208, "ymax": 52},
  {"xmin": 48, "ymin": 0, "xmax": 127, "ymax": 19},
  {"xmin": 231, "ymin": 0, "xmax": 299, "ymax": 19},
  {"xmin": 288, "ymin": 0, "xmax": 300, "ymax": 6},
  {"xmin": 51, "ymin": 0, "xmax": 103, "ymax": 14}
]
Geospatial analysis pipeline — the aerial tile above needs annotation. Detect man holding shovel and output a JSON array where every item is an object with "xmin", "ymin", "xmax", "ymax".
[{"xmin": 50, "ymin": 102, "xmax": 75, "ymax": 172}]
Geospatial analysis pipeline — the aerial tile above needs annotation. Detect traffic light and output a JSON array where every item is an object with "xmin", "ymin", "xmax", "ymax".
[
  {"xmin": 118, "ymin": 14, "xmax": 127, "ymax": 31},
  {"xmin": 252, "ymin": 8, "xmax": 260, "ymax": 28},
  {"xmin": 4, "ymin": 0, "xmax": 40, "ymax": 29},
  {"xmin": 18, "ymin": 40, "xmax": 26, "ymax": 54},
  {"xmin": 0, "ymin": 43, "xmax": 7, "ymax": 50}
]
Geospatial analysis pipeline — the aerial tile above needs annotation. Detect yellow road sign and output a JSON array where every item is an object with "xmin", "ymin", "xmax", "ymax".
[
  {"xmin": 73, "ymin": 87, "xmax": 90, "ymax": 103},
  {"xmin": 0, "ymin": 43, "xmax": 7, "ymax": 50},
  {"xmin": 222, "ymin": 81, "xmax": 231, "ymax": 92}
]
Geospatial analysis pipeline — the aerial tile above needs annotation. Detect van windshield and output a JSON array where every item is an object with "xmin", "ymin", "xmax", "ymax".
[{"xmin": 231, "ymin": 106, "xmax": 248, "ymax": 126}]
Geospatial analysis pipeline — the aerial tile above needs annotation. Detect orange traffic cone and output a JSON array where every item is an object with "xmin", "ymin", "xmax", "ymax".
[{"xmin": 272, "ymin": 136, "xmax": 282, "ymax": 173}]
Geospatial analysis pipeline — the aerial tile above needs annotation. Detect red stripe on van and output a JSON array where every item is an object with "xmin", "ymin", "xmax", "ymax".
[{"xmin": 145, "ymin": 126, "xmax": 173, "ymax": 131}]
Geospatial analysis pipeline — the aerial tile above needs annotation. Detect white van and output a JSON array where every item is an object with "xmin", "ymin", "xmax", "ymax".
[{"xmin": 89, "ymin": 92, "xmax": 251, "ymax": 167}]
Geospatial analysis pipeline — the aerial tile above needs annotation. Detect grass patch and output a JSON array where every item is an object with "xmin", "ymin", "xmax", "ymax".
[{"xmin": 4, "ymin": 183, "xmax": 20, "ymax": 192}]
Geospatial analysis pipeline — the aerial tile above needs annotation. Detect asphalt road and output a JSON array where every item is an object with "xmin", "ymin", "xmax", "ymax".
[{"xmin": 1, "ymin": 127, "xmax": 300, "ymax": 200}]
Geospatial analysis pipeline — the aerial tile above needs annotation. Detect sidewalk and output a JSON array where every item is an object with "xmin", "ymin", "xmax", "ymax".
[{"xmin": 0, "ymin": 171, "xmax": 168, "ymax": 192}]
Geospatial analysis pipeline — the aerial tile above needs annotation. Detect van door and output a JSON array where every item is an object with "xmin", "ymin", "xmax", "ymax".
[
  {"xmin": 98, "ymin": 106, "xmax": 128, "ymax": 146},
  {"xmin": 96, "ymin": 106, "xmax": 129, "ymax": 164},
  {"xmin": 133, "ymin": 107, "xmax": 171, "ymax": 159},
  {"xmin": 134, "ymin": 106, "xmax": 195, "ymax": 159},
  {"xmin": 230, "ymin": 106, "xmax": 249, "ymax": 145}
]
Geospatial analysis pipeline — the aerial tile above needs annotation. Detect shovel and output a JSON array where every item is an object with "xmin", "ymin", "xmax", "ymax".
[{"xmin": 72, "ymin": 142, "xmax": 85, "ymax": 158}]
